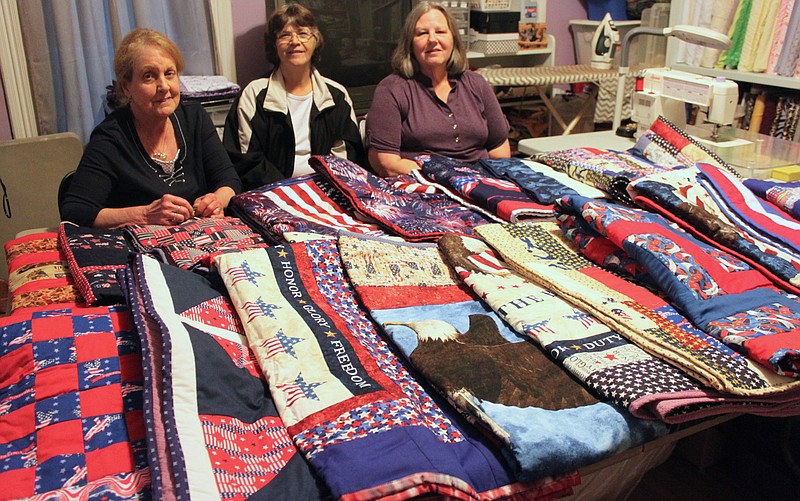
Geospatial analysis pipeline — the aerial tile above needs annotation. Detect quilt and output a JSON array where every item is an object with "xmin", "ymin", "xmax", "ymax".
[
  {"xmin": 435, "ymin": 233, "xmax": 800, "ymax": 423},
  {"xmin": 309, "ymin": 155, "xmax": 494, "ymax": 241},
  {"xmin": 58, "ymin": 222, "xmax": 132, "ymax": 306},
  {"xmin": 479, "ymin": 159, "xmax": 607, "ymax": 204},
  {"xmin": 628, "ymin": 166, "xmax": 800, "ymax": 295},
  {"xmin": 214, "ymin": 243, "xmax": 579, "ymax": 500},
  {"xmin": 475, "ymin": 221, "xmax": 800, "ymax": 397},
  {"xmin": 0, "ymin": 305, "xmax": 150, "ymax": 499},
  {"xmin": 230, "ymin": 174, "xmax": 386, "ymax": 244},
  {"xmin": 415, "ymin": 155, "xmax": 552, "ymax": 222},
  {"xmin": 124, "ymin": 216, "xmax": 268, "ymax": 271},
  {"xmin": 554, "ymin": 195, "xmax": 800, "ymax": 379},
  {"xmin": 122, "ymin": 254, "xmax": 327, "ymax": 500},
  {"xmin": 4, "ymin": 231, "xmax": 82, "ymax": 313},
  {"xmin": 337, "ymin": 232, "xmax": 669, "ymax": 480},
  {"xmin": 744, "ymin": 178, "xmax": 800, "ymax": 221}
]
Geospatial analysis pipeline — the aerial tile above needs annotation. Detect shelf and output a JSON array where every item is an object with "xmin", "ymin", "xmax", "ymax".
[{"xmin": 670, "ymin": 63, "xmax": 800, "ymax": 91}]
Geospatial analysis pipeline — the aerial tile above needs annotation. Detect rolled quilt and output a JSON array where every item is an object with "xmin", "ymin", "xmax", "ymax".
[{"xmin": 744, "ymin": 178, "xmax": 800, "ymax": 221}]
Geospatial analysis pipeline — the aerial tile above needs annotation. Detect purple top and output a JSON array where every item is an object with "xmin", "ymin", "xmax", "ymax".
[{"xmin": 365, "ymin": 71, "xmax": 509, "ymax": 163}]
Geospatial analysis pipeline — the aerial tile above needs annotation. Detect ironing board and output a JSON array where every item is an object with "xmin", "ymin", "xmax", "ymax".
[{"xmin": 477, "ymin": 64, "xmax": 620, "ymax": 135}]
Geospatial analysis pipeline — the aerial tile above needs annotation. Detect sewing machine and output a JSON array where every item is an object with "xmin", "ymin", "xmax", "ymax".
[{"xmin": 630, "ymin": 68, "xmax": 739, "ymax": 142}]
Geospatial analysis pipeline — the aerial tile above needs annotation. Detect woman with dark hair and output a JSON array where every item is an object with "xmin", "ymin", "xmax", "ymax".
[
  {"xmin": 60, "ymin": 28, "xmax": 241, "ymax": 228},
  {"xmin": 223, "ymin": 2, "xmax": 365, "ymax": 190},
  {"xmin": 365, "ymin": 2, "xmax": 511, "ymax": 177}
]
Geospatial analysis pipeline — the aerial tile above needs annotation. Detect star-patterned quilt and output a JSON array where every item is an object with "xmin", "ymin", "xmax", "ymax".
[
  {"xmin": 0, "ymin": 305, "xmax": 150, "ymax": 499},
  {"xmin": 213, "ymin": 242, "xmax": 579, "ymax": 500},
  {"xmin": 121, "ymin": 254, "xmax": 326, "ymax": 500}
]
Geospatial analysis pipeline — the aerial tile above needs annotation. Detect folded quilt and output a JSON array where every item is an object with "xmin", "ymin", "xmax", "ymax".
[
  {"xmin": 0, "ymin": 305, "xmax": 150, "ymax": 499},
  {"xmin": 124, "ymin": 216, "xmax": 268, "ymax": 271},
  {"xmin": 230, "ymin": 173, "xmax": 386, "ymax": 244},
  {"xmin": 415, "ymin": 155, "xmax": 552, "ymax": 222},
  {"xmin": 310, "ymin": 155, "xmax": 494, "ymax": 241},
  {"xmin": 214, "ymin": 243, "xmax": 574, "ymax": 500},
  {"xmin": 555, "ymin": 195, "xmax": 800, "ymax": 378},
  {"xmin": 475, "ymin": 221, "xmax": 800, "ymax": 396},
  {"xmin": 58, "ymin": 222, "xmax": 132, "ymax": 306},
  {"xmin": 435, "ymin": 233, "xmax": 800, "ymax": 423},
  {"xmin": 628, "ymin": 166, "xmax": 800, "ymax": 295},
  {"xmin": 4, "ymin": 231, "xmax": 82, "ymax": 313},
  {"xmin": 337, "ymin": 232, "xmax": 668, "ymax": 480},
  {"xmin": 533, "ymin": 146, "xmax": 672, "ymax": 204},
  {"xmin": 122, "ymin": 254, "xmax": 325, "ymax": 500},
  {"xmin": 480, "ymin": 158, "xmax": 608, "ymax": 203},
  {"xmin": 744, "ymin": 177, "xmax": 800, "ymax": 221}
]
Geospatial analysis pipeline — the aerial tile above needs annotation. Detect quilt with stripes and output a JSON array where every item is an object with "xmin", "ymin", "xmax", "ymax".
[
  {"xmin": 337, "ymin": 232, "xmax": 669, "ymax": 481},
  {"xmin": 121, "ymin": 254, "xmax": 326, "ymax": 500},
  {"xmin": 744, "ymin": 178, "xmax": 800, "ymax": 221},
  {"xmin": 213, "ymin": 242, "xmax": 580, "ymax": 500},
  {"xmin": 435, "ymin": 232, "xmax": 800, "ymax": 423},
  {"xmin": 476, "ymin": 221, "xmax": 800, "ymax": 396},
  {"xmin": 554, "ymin": 195, "xmax": 800, "ymax": 379}
]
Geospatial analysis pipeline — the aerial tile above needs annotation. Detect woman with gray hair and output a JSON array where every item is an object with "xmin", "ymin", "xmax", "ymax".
[{"xmin": 365, "ymin": 2, "xmax": 510, "ymax": 177}]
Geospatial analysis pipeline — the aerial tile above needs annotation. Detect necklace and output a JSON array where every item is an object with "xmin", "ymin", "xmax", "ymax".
[{"xmin": 152, "ymin": 151, "xmax": 179, "ymax": 175}]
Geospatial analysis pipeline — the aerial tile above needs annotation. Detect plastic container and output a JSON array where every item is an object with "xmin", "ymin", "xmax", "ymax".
[{"xmin": 569, "ymin": 19, "xmax": 641, "ymax": 67}]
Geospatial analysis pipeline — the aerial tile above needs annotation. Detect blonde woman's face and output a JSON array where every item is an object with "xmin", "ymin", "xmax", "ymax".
[
  {"xmin": 122, "ymin": 45, "xmax": 180, "ymax": 121},
  {"xmin": 412, "ymin": 10, "xmax": 453, "ymax": 75}
]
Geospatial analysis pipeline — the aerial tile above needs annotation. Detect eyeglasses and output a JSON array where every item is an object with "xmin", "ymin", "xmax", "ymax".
[{"xmin": 276, "ymin": 30, "xmax": 315, "ymax": 44}]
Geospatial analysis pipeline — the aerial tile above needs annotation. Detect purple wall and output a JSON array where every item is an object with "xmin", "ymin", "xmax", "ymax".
[{"xmin": 0, "ymin": 1, "xmax": 588, "ymax": 139}]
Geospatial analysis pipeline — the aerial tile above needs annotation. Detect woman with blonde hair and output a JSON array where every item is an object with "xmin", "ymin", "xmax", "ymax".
[
  {"xmin": 365, "ymin": 1, "xmax": 510, "ymax": 177},
  {"xmin": 61, "ymin": 28, "xmax": 241, "ymax": 228}
]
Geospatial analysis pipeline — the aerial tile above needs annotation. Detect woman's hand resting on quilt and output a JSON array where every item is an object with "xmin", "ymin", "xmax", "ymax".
[{"xmin": 145, "ymin": 193, "xmax": 195, "ymax": 225}]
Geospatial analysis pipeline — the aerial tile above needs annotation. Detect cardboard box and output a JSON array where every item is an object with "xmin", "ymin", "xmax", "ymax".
[{"xmin": 518, "ymin": 22, "xmax": 547, "ymax": 50}]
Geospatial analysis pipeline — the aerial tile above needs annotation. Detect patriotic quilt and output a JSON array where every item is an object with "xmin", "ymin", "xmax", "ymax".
[
  {"xmin": 58, "ymin": 222, "xmax": 132, "ymax": 306},
  {"xmin": 414, "ymin": 155, "xmax": 552, "ymax": 222},
  {"xmin": 628, "ymin": 165, "xmax": 800, "ymax": 295},
  {"xmin": 554, "ymin": 195, "xmax": 800, "ymax": 379},
  {"xmin": 309, "ymin": 155, "xmax": 494, "ymax": 241},
  {"xmin": 532, "ymin": 147, "xmax": 670, "ymax": 204},
  {"xmin": 436, "ymin": 232, "xmax": 800, "ymax": 423},
  {"xmin": 0, "ymin": 305, "xmax": 150, "ymax": 499},
  {"xmin": 121, "ymin": 254, "xmax": 326, "ymax": 500},
  {"xmin": 475, "ymin": 221, "xmax": 800, "ymax": 397},
  {"xmin": 230, "ymin": 174, "xmax": 386, "ymax": 244},
  {"xmin": 124, "ymin": 216, "xmax": 268, "ymax": 271},
  {"xmin": 214, "ymin": 243, "xmax": 579, "ymax": 500},
  {"xmin": 4, "ymin": 231, "xmax": 82, "ymax": 313},
  {"xmin": 337, "ymin": 232, "xmax": 669, "ymax": 481},
  {"xmin": 631, "ymin": 116, "xmax": 734, "ymax": 174},
  {"xmin": 744, "ymin": 178, "xmax": 800, "ymax": 221},
  {"xmin": 479, "ymin": 158, "xmax": 607, "ymax": 204}
]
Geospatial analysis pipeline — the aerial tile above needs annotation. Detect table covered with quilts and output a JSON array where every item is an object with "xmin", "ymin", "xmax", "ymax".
[{"xmin": 3, "ymin": 116, "xmax": 800, "ymax": 500}]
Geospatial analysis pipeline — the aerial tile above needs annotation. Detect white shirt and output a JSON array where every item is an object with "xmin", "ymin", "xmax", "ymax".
[{"xmin": 287, "ymin": 91, "xmax": 314, "ymax": 177}]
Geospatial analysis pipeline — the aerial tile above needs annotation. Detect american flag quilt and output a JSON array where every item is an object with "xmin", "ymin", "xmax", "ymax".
[
  {"xmin": 628, "ymin": 165, "xmax": 800, "ymax": 295},
  {"xmin": 476, "ymin": 221, "xmax": 800, "ymax": 397},
  {"xmin": 58, "ymin": 222, "xmax": 132, "ymax": 306},
  {"xmin": 230, "ymin": 174, "xmax": 386, "ymax": 244},
  {"xmin": 309, "ymin": 155, "xmax": 494, "ymax": 241},
  {"xmin": 0, "ymin": 305, "xmax": 150, "ymax": 499},
  {"xmin": 554, "ymin": 195, "xmax": 800, "ymax": 379},
  {"xmin": 631, "ymin": 116, "xmax": 733, "ymax": 173},
  {"xmin": 744, "ymin": 177, "xmax": 800, "ymax": 221},
  {"xmin": 121, "ymin": 254, "xmax": 325, "ymax": 500},
  {"xmin": 124, "ymin": 216, "xmax": 268, "ymax": 271},
  {"xmin": 436, "ymin": 232, "xmax": 800, "ymax": 423},
  {"xmin": 337, "ymin": 232, "xmax": 668, "ymax": 481},
  {"xmin": 414, "ymin": 155, "xmax": 552, "ymax": 222},
  {"xmin": 213, "ymin": 242, "xmax": 578, "ymax": 500}
]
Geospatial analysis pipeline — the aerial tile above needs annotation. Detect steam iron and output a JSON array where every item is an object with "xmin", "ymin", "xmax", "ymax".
[{"xmin": 591, "ymin": 13, "xmax": 619, "ymax": 69}]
